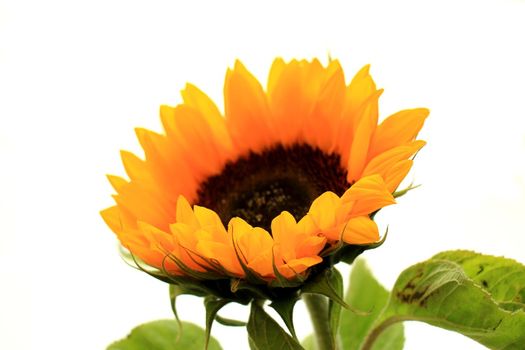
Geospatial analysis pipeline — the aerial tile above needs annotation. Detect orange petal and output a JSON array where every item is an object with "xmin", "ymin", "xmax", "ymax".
[
  {"xmin": 113, "ymin": 183, "xmax": 173, "ymax": 231},
  {"xmin": 337, "ymin": 65, "xmax": 379, "ymax": 164},
  {"xmin": 133, "ymin": 125, "xmax": 197, "ymax": 201},
  {"xmin": 362, "ymin": 140, "xmax": 426, "ymax": 179},
  {"xmin": 181, "ymin": 83, "xmax": 234, "ymax": 154},
  {"xmin": 302, "ymin": 60, "xmax": 346, "ymax": 152},
  {"xmin": 195, "ymin": 238, "xmax": 242, "ymax": 275},
  {"xmin": 224, "ymin": 60, "xmax": 274, "ymax": 153},
  {"xmin": 346, "ymin": 90, "xmax": 383, "ymax": 182},
  {"xmin": 369, "ymin": 108, "xmax": 429, "ymax": 158}
]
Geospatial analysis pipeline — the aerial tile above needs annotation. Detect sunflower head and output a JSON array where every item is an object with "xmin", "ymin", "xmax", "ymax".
[{"xmin": 101, "ymin": 58, "xmax": 427, "ymax": 304}]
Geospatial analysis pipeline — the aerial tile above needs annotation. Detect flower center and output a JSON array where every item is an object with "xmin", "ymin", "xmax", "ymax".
[{"xmin": 196, "ymin": 144, "xmax": 350, "ymax": 232}]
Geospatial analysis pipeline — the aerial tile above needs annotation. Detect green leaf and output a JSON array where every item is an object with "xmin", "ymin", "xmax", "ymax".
[
  {"xmin": 363, "ymin": 252, "xmax": 525, "ymax": 350},
  {"xmin": 340, "ymin": 259, "xmax": 404, "ymax": 350},
  {"xmin": 432, "ymin": 250, "xmax": 525, "ymax": 311},
  {"xmin": 107, "ymin": 320, "xmax": 222, "ymax": 350},
  {"xmin": 247, "ymin": 302, "xmax": 304, "ymax": 350}
]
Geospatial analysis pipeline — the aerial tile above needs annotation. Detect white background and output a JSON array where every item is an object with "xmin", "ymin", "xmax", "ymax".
[{"xmin": 1, "ymin": 0, "xmax": 525, "ymax": 349}]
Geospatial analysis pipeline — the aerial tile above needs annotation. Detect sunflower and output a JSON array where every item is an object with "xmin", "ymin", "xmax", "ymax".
[{"xmin": 101, "ymin": 58, "xmax": 427, "ymax": 289}]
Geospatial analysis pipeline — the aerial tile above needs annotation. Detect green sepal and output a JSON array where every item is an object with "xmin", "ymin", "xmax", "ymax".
[
  {"xmin": 392, "ymin": 182, "xmax": 420, "ymax": 198},
  {"xmin": 327, "ymin": 268, "xmax": 344, "ymax": 342},
  {"xmin": 301, "ymin": 268, "xmax": 368, "ymax": 316},
  {"xmin": 162, "ymin": 251, "xmax": 226, "ymax": 281},
  {"xmin": 231, "ymin": 279, "xmax": 271, "ymax": 300},
  {"xmin": 204, "ymin": 296, "xmax": 231, "ymax": 350},
  {"xmin": 121, "ymin": 248, "xmax": 174, "ymax": 284},
  {"xmin": 247, "ymin": 301, "xmax": 304, "ymax": 350},
  {"xmin": 301, "ymin": 268, "xmax": 348, "ymax": 308},
  {"xmin": 215, "ymin": 314, "xmax": 247, "ymax": 327},
  {"xmin": 333, "ymin": 230, "xmax": 388, "ymax": 265},
  {"xmin": 269, "ymin": 293, "xmax": 300, "ymax": 340},
  {"xmin": 168, "ymin": 284, "xmax": 183, "ymax": 339}
]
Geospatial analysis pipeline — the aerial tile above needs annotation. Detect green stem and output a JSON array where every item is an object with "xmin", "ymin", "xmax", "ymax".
[{"xmin": 303, "ymin": 294, "xmax": 335, "ymax": 350}]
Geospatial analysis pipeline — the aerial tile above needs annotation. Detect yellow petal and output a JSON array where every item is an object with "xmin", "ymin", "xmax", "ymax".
[
  {"xmin": 106, "ymin": 175, "xmax": 128, "ymax": 192},
  {"xmin": 278, "ymin": 256, "xmax": 322, "ymax": 278},
  {"xmin": 362, "ymin": 140, "xmax": 426, "ymax": 178},
  {"xmin": 384, "ymin": 159, "xmax": 413, "ymax": 192},
  {"xmin": 194, "ymin": 205, "xmax": 227, "ymax": 235},
  {"xmin": 100, "ymin": 206, "xmax": 122, "ymax": 233},
  {"xmin": 308, "ymin": 191, "xmax": 341, "ymax": 231},
  {"xmin": 342, "ymin": 216, "xmax": 380, "ymax": 244},
  {"xmin": 175, "ymin": 195, "xmax": 198, "ymax": 227},
  {"xmin": 341, "ymin": 175, "xmax": 395, "ymax": 217}
]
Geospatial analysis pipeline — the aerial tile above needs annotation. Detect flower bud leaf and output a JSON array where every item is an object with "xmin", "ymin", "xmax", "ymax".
[
  {"xmin": 363, "ymin": 251, "xmax": 525, "ymax": 350},
  {"xmin": 107, "ymin": 320, "xmax": 222, "ymax": 350},
  {"xmin": 247, "ymin": 302, "xmax": 304, "ymax": 350}
]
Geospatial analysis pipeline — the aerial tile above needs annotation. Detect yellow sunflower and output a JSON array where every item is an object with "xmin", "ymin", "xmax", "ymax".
[{"xmin": 101, "ymin": 58, "xmax": 427, "ymax": 284}]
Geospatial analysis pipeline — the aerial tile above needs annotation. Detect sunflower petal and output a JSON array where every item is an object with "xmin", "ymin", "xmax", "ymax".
[
  {"xmin": 369, "ymin": 108, "xmax": 429, "ymax": 158},
  {"xmin": 337, "ymin": 65, "xmax": 379, "ymax": 164},
  {"xmin": 362, "ymin": 140, "xmax": 426, "ymax": 180},
  {"xmin": 225, "ymin": 60, "xmax": 274, "ymax": 152},
  {"xmin": 346, "ymin": 90, "xmax": 383, "ymax": 182},
  {"xmin": 341, "ymin": 175, "xmax": 395, "ymax": 217}
]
